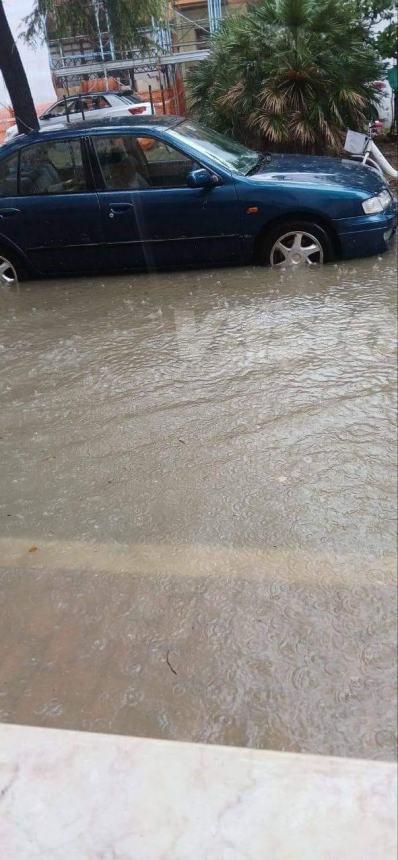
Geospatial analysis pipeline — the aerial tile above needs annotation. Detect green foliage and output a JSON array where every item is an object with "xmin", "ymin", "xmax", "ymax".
[
  {"xmin": 356, "ymin": 1, "xmax": 397, "ymax": 59},
  {"xmin": 374, "ymin": 22, "xmax": 397, "ymax": 60},
  {"xmin": 23, "ymin": 0, "xmax": 167, "ymax": 49},
  {"xmin": 356, "ymin": 0, "xmax": 395, "ymax": 26},
  {"xmin": 189, "ymin": 0, "xmax": 385, "ymax": 152}
]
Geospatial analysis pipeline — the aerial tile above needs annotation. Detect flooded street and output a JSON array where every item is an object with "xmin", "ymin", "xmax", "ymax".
[{"xmin": 0, "ymin": 253, "xmax": 396, "ymax": 760}]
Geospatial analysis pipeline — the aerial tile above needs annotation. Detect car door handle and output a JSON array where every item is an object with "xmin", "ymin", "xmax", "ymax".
[
  {"xmin": 0, "ymin": 208, "xmax": 20, "ymax": 219},
  {"xmin": 108, "ymin": 203, "xmax": 134, "ymax": 218}
]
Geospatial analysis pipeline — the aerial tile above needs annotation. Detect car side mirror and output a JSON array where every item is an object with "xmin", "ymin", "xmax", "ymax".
[{"xmin": 187, "ymin": 168, "xmax": 219, "ymax": 189}]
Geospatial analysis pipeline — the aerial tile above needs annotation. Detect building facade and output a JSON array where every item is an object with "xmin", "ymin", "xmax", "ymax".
[{"xmin": 46, "ymin": 0, "xmax": 248, "ymax": 113}]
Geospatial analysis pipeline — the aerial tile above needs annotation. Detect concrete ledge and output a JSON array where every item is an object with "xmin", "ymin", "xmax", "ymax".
[{"xmin": 0, "ymin": 723, "xmax": 396, "ymax": 858}]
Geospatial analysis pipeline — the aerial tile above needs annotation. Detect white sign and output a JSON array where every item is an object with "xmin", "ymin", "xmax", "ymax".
[{"xmin": 344, "ymin": 130, "xmax": 369, "ymax": 155}]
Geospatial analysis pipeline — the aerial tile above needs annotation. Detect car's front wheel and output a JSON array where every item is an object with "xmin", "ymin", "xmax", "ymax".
[
  {"xmin": 0, "ymin": 249, "xmax": 26, "ymax": 287},
  {"xmin": 259, "ymin": 220, "xmax": 334, "ymax": 268}
]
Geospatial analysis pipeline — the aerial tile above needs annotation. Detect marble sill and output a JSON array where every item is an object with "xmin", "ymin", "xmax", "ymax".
[{"xmin": 0, "ymin": 722, "xmax": 396, "ymax": 859}]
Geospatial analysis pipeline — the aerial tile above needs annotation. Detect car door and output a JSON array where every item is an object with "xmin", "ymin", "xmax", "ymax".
[
  {"xmin": 0, "ymin": 137, "xmax": 102, "ymax": 275},
  {"xmin": 91, "ymin": 132, "xmax": 241, "ymax": 271}
]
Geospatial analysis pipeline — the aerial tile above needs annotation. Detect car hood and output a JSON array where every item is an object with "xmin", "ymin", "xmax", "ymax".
[{"xmin": 250, "ymin": 154, "xmax": 385, "ymax": 194}]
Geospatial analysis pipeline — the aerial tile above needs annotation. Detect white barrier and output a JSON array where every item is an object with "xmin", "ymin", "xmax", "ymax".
[{"xmin": 344, "ymin": 129, "xmax": 398, "ymax": 180}]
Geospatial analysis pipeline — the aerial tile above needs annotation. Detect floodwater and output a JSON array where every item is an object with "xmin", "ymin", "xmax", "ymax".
[{"xmin": 0, "ymin": 253, "xmax": 396, "ymax": 760}]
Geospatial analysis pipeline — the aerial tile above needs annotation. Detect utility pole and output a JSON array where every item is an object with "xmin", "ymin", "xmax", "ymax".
[{"xmin": 0, "ymin": 0, "xmax": 39, "ymax": 134}]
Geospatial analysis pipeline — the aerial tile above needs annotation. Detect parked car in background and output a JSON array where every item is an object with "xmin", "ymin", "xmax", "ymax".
[
  {"xmin": 4, "ymin": 92, "xmax": 153, "ymax": 143},
  {"xmin": 371, "ymin": 80, "xmax": 394, "ymax": 132},
  {"xmin": 369, "ymin": 119, "xmax": 385, "ymax": 137},
  {"xmin": 0, "ymin": 116, "xmax": 396, "ymax": 285}
]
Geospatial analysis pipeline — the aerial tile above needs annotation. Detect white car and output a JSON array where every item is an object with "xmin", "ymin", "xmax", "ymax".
[
  {"xmin": 4, "ymin": 91, "xmax": 153, "ymax": 142},
  {"xmin": 372, "ymin": 80, "xmax": 394, "ymax": 130}
]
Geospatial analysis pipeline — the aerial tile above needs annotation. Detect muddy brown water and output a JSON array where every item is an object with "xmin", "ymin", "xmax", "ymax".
[{"xmin": 0, "ymin": 253, "xmax": 396, "ymax": 760}]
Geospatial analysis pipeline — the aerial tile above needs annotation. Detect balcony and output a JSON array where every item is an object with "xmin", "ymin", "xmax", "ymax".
[{"xmin": 48, "ymin": 18, "xmax": 211, "ymax": 79}]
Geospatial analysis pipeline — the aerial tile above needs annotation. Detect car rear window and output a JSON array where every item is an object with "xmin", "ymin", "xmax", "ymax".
[
  {"xmin": 117, "ymin": 93, "xmax": 142, "ymax": 104},
  {"xmin": 0, "ymin": 152, "xmax": 19, "ymax": 197}
]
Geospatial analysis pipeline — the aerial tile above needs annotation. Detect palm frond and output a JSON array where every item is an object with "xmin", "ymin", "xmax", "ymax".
[{"xmin": 188, "ymin": 0, "xmax": 385, "ymax": 153}]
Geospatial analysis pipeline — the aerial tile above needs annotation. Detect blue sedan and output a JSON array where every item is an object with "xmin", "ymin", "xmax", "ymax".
[{"xmin": 0, "ymin": 115, "xmax": 396, "ymax": 284}]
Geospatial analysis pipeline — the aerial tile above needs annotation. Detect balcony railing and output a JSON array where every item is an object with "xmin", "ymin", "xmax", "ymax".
[{"xmin": 48, "ymin": 19, "xmax": 211, "ymax": 72}]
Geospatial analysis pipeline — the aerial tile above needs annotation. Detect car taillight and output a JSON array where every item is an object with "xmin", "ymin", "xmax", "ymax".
[{"xmin": 128, "ymin": 106, "xmax": 146, "ymax": 115}]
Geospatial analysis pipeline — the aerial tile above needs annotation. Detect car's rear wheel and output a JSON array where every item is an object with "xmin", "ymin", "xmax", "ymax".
[
  {"xmin": 0, "ymin": 250, "xmax": 26, "ymax": 287},
  {"xmin": 259, "ymin": 220, "xmax": 334, "ymax": 268}
]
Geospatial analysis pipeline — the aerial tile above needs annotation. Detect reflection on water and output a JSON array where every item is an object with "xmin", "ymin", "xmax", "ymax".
[{"xmin": 0, "ymin": 253, "xmax": 396, "ymax": 759}]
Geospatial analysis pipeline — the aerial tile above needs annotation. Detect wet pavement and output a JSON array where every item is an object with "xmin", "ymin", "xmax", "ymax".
[{"xmin": 0, "ymin": 253, "xmax": 396, "ymax": 760}]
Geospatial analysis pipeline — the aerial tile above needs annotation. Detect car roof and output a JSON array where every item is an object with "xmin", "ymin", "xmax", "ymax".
[
  {"xmin": 1, "ymin": 115, "xmax": 184, "ymax": 154},
  {"xmin": 51, "ymin": 91, "xmax": 137, "ymax": 101},
  {"xmin": 71, "ymin": 115, "xmax": 182, "ymax": 132}
]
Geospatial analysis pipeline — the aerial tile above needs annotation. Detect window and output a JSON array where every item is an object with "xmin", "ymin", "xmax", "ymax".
[
  {"xmin": 41, "ymin": 95, "xmax": 109, "ymax": 120},
  {"xmin": 195, "ymin": 27, "xmax": 208, "ymax": 48},
  {"xmin": 136, "ymin": 138, "xmax": 195, "ymax": 187},
  {"xmin": 94, "ymin": 136, "xmax": 150, "ymax": 190},
  {"xmin": 19, "ymin": 140, "xmax": 87, "ymax": 195},
  {"xmin": 42, "ymin": 101, "xmax": 70, "ymax": 120},
  {"xmin": 65, "ymin": 99, "xmax": 82, "ymax": 116},
  {"xmin": 93, "ymin": 134, "xmax": 196, "ymax": 191},
  {"xmin": 0, "ymin": 152, "xmax": 18, "ymax": 197},
  {"xmin": 119, "ymin": 93, "xmax": 142, "ymax": 105},
  {"xmin": 64, "ymin": 98, "xmax": 95, "ymax": 116},
  {"xmin": 79, "ymin": 95, "xmax": 109, "ymax": 112}
]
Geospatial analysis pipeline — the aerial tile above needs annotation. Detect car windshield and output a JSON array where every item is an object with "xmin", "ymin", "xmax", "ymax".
[{"xmin": 169, "ymin": 120, "xmax": 259, "ymax": 174}]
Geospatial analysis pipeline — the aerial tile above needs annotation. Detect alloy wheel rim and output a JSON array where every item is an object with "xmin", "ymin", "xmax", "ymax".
[
  {"xmin": 0, "ymin": 256, "xmax": 18, "ymax": 287},
  {"xmin": 270, "ymin": 231, "xmax": 323, "ymax": 268}
]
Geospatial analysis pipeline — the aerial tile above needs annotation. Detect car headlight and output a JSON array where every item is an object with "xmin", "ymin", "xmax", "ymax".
[{"xmin": 362, "ymin": 189, "xmax": 391, "ymax": 214}]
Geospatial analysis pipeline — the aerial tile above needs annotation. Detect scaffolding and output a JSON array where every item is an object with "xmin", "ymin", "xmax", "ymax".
[{"xmin": 48, "ymin": 1, "xmax": 221, "ymax": 93}]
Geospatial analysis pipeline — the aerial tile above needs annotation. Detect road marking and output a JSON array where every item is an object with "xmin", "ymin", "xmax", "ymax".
[{"xmin": 0, "ymin": 537, "xmax": 395, "ymax": 586}]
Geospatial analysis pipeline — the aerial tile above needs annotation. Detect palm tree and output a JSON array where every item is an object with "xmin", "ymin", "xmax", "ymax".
[
  {"xmin": 189, "ymin": 0, "xmax": 385, "ymax": 153},
  {"xmin": 0, "ymin": 0, "xmax": 39, "ymax": 133}
]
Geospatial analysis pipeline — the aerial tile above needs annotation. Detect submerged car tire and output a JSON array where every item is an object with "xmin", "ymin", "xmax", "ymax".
[
  {"xmin": 0, "ymin": 247, "xmax": 27, "ymax": 286},
  {"xmin": 259, "ymin": 220, "xmax": 335, "ymax": 268}
]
